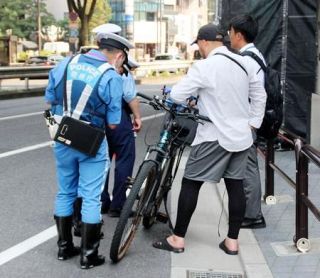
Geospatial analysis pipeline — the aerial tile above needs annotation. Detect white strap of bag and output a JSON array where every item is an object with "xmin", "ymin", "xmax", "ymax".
[
  {"xmin": 65, "ymin": 54, "xmax": 80, "ymax": 116},
  {"xmin": 65, "ymin": 56, "xmax": 112, "ymax": 120}
]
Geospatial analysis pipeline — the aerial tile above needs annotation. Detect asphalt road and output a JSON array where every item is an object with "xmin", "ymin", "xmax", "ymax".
[{"xmin": 0, "ymin": 84, "xmax": 172, "ymax": 278}]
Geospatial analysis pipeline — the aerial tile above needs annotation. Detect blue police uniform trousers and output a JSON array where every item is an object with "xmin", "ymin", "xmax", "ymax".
[
  {"xmin": 54, "ymin": 139, "xmax": 109, "ymax": 224},
  {"xmin": 101, "ymin": 107, "xmax": 135, "ymax": 210}
]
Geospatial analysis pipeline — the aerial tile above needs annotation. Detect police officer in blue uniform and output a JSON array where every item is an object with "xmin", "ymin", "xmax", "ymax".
[
  {"xmin": 72, "ymin": 23, "xmax": 123, "ymax": 236},
  {"xmin": 101, "ymin": 56, "xmax": 142, "ymax": 217},
  {"xmin": 45, "ymin": 32, "xmax": 133, "ymax": 269}
]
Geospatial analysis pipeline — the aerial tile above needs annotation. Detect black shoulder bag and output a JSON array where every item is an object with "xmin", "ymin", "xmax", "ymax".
[{"xmin": 54, "ymin": 59, "xmax": 108, "ymax": 157}]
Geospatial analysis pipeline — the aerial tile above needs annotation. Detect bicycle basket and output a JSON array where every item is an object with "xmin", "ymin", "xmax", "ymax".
[{"xmin": 173, "ymin": 115, "xmax": 198, "ymax": 146}]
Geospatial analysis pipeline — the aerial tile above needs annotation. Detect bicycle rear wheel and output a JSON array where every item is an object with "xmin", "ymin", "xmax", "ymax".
[{"xmin": 109, "ymin": 161, "xmax": 158, "ymax": 263}]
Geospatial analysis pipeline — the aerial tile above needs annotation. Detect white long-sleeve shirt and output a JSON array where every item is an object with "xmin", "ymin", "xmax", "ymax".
[
  {"xmin": 240, "ymin": 43, "xmax": 266, "ymax": 85},
  {"xmin": 170, "ymin": 46, "xmax": 266, "ymax": 152}
]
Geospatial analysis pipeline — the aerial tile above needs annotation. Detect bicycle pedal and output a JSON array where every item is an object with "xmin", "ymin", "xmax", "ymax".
[
  {"xmin": 125, "ymin": 176, "xmax": 135, "ymax": 186},
  {"xmin": 156, "ymin": 212, "xmax": 168, "ymax": 223}
]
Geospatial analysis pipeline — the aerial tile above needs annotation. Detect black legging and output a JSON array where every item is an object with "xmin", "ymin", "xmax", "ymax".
[
  {"xmin": 174, "ymin": 177, "xmax": 246, "ymax": 240},
  {"xmin": 224, "ymin": 178, "xmax": 246, "ymax": 239}
]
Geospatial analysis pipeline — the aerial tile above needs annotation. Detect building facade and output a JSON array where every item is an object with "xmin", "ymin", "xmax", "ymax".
[
  {"xmin": 110, "ymin": 0, "xmax": 215, "ymax": 61},
  {"xmin": 45, "ymin": 0, "xmax": 68, "ymax": 20},
  {"xmin": 45, "ymin": 0, "xmax": 217, "ymax": 60}
]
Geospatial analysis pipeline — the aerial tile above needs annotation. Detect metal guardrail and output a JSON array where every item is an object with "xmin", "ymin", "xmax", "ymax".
[
  {"xmin": 135, "ymin": 60, "xmax": 192, "ymax": 77},
  {"xmin": 0, "ymin": 65, "xmax": 53, "ymax": 79},
  {"xmin": 0, "ymin": 66, "xmax": 53, "ymax": 90},
  {"xmin": 260, "ymin": 129, "xmax": 320, "ymax": 253},
  {"xmin": 0, "ymin": 61, "xmax": 193, "ymax": 91}
]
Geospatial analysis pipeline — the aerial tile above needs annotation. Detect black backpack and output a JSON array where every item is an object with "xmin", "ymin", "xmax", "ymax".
[{"xmin": 242, "ymin": 51, "xmax": 283, "ymax": 139}]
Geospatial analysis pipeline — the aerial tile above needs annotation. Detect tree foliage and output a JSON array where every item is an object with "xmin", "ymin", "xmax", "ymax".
[
  {"xmin": 89, "ymin": 0, "xmax": 112, "ymax": 33},
  {"xmin": 67, "ymin": 0, "xmax": 96, "ymax": 46},
  {"xmin": 67, "ymin": 0, "xmax": 111, "ymax": 46},
  {"xmin": 0, "ymin": 0, "xmax": 56, "ymax": 39}
]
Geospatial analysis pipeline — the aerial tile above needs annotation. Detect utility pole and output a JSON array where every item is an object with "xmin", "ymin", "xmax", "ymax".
[
  {"xmin": 160, "ymin": 0, "xmax": 162, "ymax": 54},
  {"xmin": 37, "ymin": 0, "xmax": 42, "ymax": 52}
]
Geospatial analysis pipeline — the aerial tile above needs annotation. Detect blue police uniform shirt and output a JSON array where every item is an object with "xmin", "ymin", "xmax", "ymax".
[
  {"xmin": 122, "ymin": 72, "xmax": 136, "ymax": 104},
  {"xmin": 45, "ymin": 49, "xmax": 123, "ymax": 127}
]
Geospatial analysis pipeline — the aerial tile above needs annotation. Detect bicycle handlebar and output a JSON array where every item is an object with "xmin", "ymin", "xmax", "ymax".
[
  {"xmin": 197, "ymin": 114, "xmax": 211, "ymax": 122},
  {"xmin": 137, "ymin": 92, "xmax": 153, "ymax": 101},
  {"xmin": 137, "ymin": 92, "xmax": 211, "ymax": 123}
]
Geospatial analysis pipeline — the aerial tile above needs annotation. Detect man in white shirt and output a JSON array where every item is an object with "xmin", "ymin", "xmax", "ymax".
[
  {"xmin": 153, "ymin": 23, "xmax": 266, "ymax": 255},
  {"xmin": 229, "ymin": 14, "xmax": 267, "ymax": 229}
]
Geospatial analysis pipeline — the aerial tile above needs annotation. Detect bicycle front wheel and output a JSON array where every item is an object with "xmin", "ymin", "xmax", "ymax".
[
  {"xmin": 109, "ymin": 161, "xmax": 158, "ymax": 263},
  {"xmin": 142, "ymin": 155, "xmax": 176, "ymax": 229}
]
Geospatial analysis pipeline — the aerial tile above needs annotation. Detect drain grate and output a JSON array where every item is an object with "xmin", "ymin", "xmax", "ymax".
[{"xmin": 187, "ymin": 269, "xmax": 243, "ymax": 278}]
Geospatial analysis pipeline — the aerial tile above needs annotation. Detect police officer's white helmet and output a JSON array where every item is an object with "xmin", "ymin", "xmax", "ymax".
[
  {"xmin": 92, "ymin": 23, "xmax": 121, "ymax": 35},
  {"xmin": 96, "ymin": 32, "xmax": 134, "ymax": 52}
]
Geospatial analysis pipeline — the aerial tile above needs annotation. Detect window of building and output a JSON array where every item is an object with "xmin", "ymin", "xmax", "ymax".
[
  {"xmin": 164, "ymin": 5, "xmax": 174, "ymax": 11},
  {"xmin": 146, "ymin": 12, "xmax": 155, "ymax": 21}
]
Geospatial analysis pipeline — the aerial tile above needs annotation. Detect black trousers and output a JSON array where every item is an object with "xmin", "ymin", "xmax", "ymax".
[{"xmin": 174, "ymin": 177, "xmax": 246, "ymax": 239}]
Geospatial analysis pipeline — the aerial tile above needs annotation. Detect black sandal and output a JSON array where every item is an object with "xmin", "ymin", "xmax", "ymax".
[
  {"xmin": 153, "ymin": 237, "xmax": 184, "ymax": 253},
  {"xmin": 219, "ymin": 239, "xmax": 238, "ymax": 255}
]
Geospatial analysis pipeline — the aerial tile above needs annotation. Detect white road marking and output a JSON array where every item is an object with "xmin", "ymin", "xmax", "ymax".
[
  {"xmin": 0, "ymin": 111, "xmax": 164, "ymax": 122},
  {"xmin": 141, "ymin": 112, "xmax": 165, "ymax": 121},
  {"xmin": 0, "ymin": 142, "xmax": 52, "ymax": 159},
  {"xmin": 0, "ymin": 111, "xmax": 166, "ymax": 265},
  {"xmin": 0, "ymin": 226, "xmax": 57, "ymax": 266},
  {"xmin": 0, "ymin": 113, "xmax": 165, "ymax": 159},
  {"xmin": 0, "ymin": 111, "xmax": 43, "ymax": 121}
]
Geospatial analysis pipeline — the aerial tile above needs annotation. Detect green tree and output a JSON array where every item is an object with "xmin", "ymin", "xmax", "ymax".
[
  {"xmin": 0, "ymin": 0, "xmax": 56, "ymax": 39},
  {"xmin": 67, "ymin": 0, "xmax": 96, "ymax": 46},
  {"xmin": 89, "ymin": 0, "xmax": 112, "ymax": 33},
  {"xmin": 67, "ymin": 0, "xmax": 112, "ymax": 46}
]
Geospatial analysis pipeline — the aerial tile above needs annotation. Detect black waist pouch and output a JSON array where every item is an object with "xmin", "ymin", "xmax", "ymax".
[{"xmin": 54, "ymin": 116, "xmax": 105, "ymax": 157}]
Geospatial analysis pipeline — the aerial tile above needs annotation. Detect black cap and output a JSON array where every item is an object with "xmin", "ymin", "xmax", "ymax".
[{"xmin": 191, "ymin": 23, "xmax": 224, "ymax": 45}]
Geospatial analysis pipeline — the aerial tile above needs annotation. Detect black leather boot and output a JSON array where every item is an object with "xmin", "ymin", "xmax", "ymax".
[
  {"xmin": 80, "ymin": 222, "xmax": 105, "ymax": 269},
  {"xmin": 73, "ymin": 197, "xmax": 82, "ymax": 237},
  {"xmin": 54, "ymin": 215, "xmax": 81, "ymax": 260}
]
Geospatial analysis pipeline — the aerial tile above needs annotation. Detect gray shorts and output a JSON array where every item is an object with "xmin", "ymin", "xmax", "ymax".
[{"xmin": 184, "ymin": 141, "xmax": 249, "ymax": 183}]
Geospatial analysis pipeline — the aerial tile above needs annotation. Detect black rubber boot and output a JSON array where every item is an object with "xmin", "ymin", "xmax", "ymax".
[
  {"xmin": 73, "ymin": 197, "xmax": 82, "ymax": 237},
  {"xmin": 54, "ymin": 215, "xmax": 81, "ymax": 260},
  {"xmin": 80, "ymin": 222, "xmax": 105, "ymax": 269}
]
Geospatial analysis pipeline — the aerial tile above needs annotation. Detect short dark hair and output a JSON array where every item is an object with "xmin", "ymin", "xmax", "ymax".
[{"xmin": 229, "ymin": 15, "xmax": 258, "ymax": 43}]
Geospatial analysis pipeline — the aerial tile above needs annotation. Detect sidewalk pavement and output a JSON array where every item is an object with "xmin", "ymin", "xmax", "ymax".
[{"xmin": 169, "ymin": 150, "xmax": 320, "ymax": 278}]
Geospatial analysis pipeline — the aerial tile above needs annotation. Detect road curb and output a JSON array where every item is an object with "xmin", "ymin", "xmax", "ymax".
[
  {"xmin": 215, "ymin": 183, "xmax": 273, "ymax": 278},
  {"xmin": 0, "ymin": 88, "xmax": 45, "ymax": 100}
]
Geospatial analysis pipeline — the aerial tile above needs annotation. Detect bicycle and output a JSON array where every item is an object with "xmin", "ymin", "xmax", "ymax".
[{"xmin": 109, "ymin": 89, "xmax": 210, "ymax": 263}]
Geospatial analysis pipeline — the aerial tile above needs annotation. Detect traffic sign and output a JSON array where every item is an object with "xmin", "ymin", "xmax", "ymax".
[
  {"xmin": 69, "ymin": 12, "xmax": 78, "ymax": 21},
  {"xmin": 69, "ymin": 28, "xmax": 79, "ymax": 38},
  {"xmin": 69, "ymin": 21, "xmax": 79, "ymax": 29},
  {"xmin": 69, "ymin": 37, "xmax": 78, "ymax": 43}
]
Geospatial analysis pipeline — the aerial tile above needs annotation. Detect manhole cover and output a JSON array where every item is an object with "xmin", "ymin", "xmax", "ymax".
[{"xmin": 187, "ymin": 269, "xmax": 243, "ymax": 278}]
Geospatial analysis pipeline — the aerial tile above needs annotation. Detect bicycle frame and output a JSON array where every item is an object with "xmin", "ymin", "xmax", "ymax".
[
  {"xmin": 136, "ymin": 110, "xmax": 185, "ymax": 216},
  {"xmin": 109, "ymin": 92, "xmax": 211, "ymax": 262}
]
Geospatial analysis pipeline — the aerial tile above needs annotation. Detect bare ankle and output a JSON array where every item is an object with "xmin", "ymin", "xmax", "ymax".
[
  {"xmin": 168, "ymin": 235, "xmax": 184, "ymax": 247},
  {"xmin": 225, "ymin": 237, "xmax": 238, "ymax": 251}
]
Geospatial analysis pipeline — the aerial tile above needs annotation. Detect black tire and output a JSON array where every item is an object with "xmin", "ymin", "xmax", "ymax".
[
  {"xmin": 109, "ymin": 161, "xmax": 158, "ymax": 263},
  {"xmin": 142, "ymin": 156, "xmax": 176, "ymax": 229}
]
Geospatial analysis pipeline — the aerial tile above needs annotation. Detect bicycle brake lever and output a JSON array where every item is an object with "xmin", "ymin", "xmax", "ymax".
[{"xmin": 150, "ymin": 101, "xmax": 160, "ymax": 110}]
